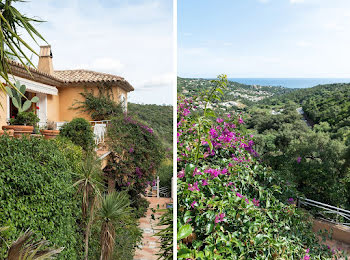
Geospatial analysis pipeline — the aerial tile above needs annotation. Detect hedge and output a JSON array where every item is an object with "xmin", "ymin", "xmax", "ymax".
[{"xmin": 0, "ymin": 136, "xmax": 84, "ymax": 259}]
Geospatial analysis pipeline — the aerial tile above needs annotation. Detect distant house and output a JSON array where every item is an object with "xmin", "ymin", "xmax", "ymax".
[{"xmin": 0, "ymin": 45, "xmax": 134, "ymax": 127}]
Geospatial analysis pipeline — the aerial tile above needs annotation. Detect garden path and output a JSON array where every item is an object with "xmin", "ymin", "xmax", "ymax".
[{"xmin": 134, "ymin": 197, "xmax": 172, "ymax": 260}]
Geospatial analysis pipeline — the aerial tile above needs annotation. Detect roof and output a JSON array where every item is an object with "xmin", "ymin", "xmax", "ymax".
[
  {"xmin": 54, "ymin": 69, "xmax": 134, "ymax": 91},
  {"xmin": 7, "ymin": 60, "xmax": 134, "ymax": 92}
]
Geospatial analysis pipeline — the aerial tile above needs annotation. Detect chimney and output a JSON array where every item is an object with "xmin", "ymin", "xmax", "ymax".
[{"xmin": 37, "ymin": 45, "xmax": 53, "ymax": 75}]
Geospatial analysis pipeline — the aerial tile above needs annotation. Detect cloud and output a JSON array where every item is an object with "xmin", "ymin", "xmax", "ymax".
[
  {"xmin": 137, "ymin": 73, "xmax": 173, "ymax": 89},
  {"xmin": 258, "ymin": 0, "xmax": 270, "ymax": 3}
]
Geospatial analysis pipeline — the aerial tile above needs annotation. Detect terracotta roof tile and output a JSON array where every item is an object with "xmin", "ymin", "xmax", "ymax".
[
  {"xmin": 54, "ymin": 69, "xmax": 134, "ymax": 91},
  {"xmin": 7, "ymin": 60, "xmax": 134, "ymax": 92}
]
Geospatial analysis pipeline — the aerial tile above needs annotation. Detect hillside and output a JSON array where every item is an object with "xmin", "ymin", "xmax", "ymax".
[
  {"xmin": 261, "ymin": 83, "xmax": 350, "ymax": 130},
  {"xmin": 128, "ymin": 103, "xmax": 173, "ymax": 149},
  {"xmin": 177, "ymin": 77, "xmax": 294, "ymax": 110},
  {"xmin": 176, "ymin": 77, "xmax": 344, "ymax": 258},
  {"xmin": 246, "ymin": 83, "xmax": 350, "ymax": 209}
]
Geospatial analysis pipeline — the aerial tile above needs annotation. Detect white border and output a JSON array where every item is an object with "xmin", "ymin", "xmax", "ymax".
[{"xmin": 173, "ymin": 0, "xmax": 177, "ymax": 259}]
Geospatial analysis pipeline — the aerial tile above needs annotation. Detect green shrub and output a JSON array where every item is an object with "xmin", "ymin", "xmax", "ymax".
[
  {"xmin": 0, "ymin": 136, "xmax": 84, "ymax": 259},
  {"xmin": 73, "ymin": 86, "xmax": 123, "ymax": 121},
  {"xmin": 176, "ymin": 76, "xmax": 338, "ymax": 259},
  {"xmin": 105, "ymin": 114, "xmax": 163, "ymax": 194},
  {"xmin": 59, "ymin": 118, "xmax": 95, "ymax": 151},
  {"xmin": 9, "ymin": 111, "xmax": 39, "ymax": 126},
  {"xmin": 52, "ymin": 136, "xmax": 84, "ymax": 173},
  {"xmin": 158, "ymin": 160, "xmax": 173, "ymax": 193}
]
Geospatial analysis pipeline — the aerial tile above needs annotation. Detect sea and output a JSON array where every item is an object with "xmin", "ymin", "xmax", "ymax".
[{"xmin": 227, "ymin": 78, "xmax": 350, "ymax": 89}]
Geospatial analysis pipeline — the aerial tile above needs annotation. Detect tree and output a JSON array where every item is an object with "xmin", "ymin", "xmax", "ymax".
[
  {"xmin": 0, "ymin": 0, "xmax": 46, "ymax": 92},
  {"xmin": 97, "ymin": 192, "xmax": 131, "ymax": 260},
  {"xmin": 73, "ymin": 152, "xmax": 103, "ymax": 260}
]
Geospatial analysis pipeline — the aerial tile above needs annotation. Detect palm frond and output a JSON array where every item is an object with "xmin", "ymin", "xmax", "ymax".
[
  {"xmin": 6, "ymin": 229, "xmax": 63, "ymax": 260},
  {"xmin": 0, "ymin": 0, "xmax": 46, "ymax": 94}
]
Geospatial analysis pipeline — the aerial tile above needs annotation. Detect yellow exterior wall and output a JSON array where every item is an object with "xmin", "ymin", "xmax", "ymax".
[
  {"xmin": 0, "ymin": 90, "xmax": 7, "ymax": 127},
  {"xmin": 58, "ymin": 86, "xmax": 92, "ymax": 122},
  {"xmin": 58, "ymin": 85, "xmax": 127, "ymax": 122},
  {"xmin": 47, "ymin": 94, "xmax": 60, "ymax": 122}
]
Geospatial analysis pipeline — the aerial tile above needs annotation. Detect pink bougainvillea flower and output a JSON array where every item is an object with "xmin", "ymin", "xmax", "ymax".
[
  {"xmin": 297, "ymin": 156, "xmax": 302, "ymax": 163},
  {"xmin": 177, "ymin": 169, "xmax": 185, "ymax": 178},
  {"xmin": 216, "ymin": 118, "xmax": 224, "ymax": 123},
  {"xmin": 215, "ymin": 213, "xmax": 225, "ymax": 224},
  {"xmin": 193, "ymin": 168, "xmax": 202, "ymax": 177},
  {"xmin": 202, "ymin": 179, "xmax": 209, "ymax": 186},
  {"xmin": 183, "ymin": 108, "xmax": 190, "ymax": 116},
  {"xmin": 252, "ymin": 198, "xmax": 260, "ymax": 207},
  {"xmin": 221, "ymin": 168, "xmax": 228, "ymax": 175},
  {"xmin": 236, "ymin": 192, "xmax": 243, "ymax": 198},
  {"xmin": 188, "ymin": 181, "xmax": 200, "ymax": 191},
  {"xmin": 238, "ymin": 117, "xmax": 244, "ymax": 124},
  {"xmin": 191, "ymin": 200, "xmax": 197, "ymax": 208}
]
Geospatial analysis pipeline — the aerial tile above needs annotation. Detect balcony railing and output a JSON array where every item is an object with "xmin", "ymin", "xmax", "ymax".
[
  {"xmin": 56, "ymin": 120, "xmax": 111, "ymax": 146},
  {"xmin": 298, "ymin": 197, "xmax": 350, "ymax": 226}
]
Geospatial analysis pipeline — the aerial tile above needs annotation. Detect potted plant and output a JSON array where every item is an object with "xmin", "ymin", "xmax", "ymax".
[
  {"xmin": 2, "ymin": 81, "xmax": 39, "ymax": 138},
  {"xmin": 40, "ymin": 121, "xmax": 60, "ymax": 139},
  {"xmin": 0, "ymin": 128, "xmax": 14, "ymax": 137},
  {"xmin": 4, "ymin": 112, "xmax": 40, "ymax": 138}
]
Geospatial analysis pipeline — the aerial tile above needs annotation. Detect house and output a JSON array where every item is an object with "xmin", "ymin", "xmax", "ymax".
[{"xmin": 0, "ymin": 45, "xmax": 134, "ymax": 127}]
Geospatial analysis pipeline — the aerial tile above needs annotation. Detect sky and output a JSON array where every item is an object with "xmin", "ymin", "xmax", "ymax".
[
  {"xmin": 178, "ymin": 0, "xmax": 350, "ymax": 78},
  {"xmin": 16, "ymin": 0, "xmax": 173, "ymax": 105}
]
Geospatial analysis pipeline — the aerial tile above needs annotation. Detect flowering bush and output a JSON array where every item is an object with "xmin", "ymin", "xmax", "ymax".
[
  {"xmin": 177, "ymin": 75, "xmax": 339, "ymax": 259},
  {"xmin": 105, "ymin": 114, "xmax": 163, "ymax": 195}
]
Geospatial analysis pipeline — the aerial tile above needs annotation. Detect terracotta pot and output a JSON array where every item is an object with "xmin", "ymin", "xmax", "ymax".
[
  {"xmin": 0, "ymin": 128, "xmax": 14, "ymax": 137},
  {"xmin": 3, "ymin": 125, "xmax": 34, "ymax": 138},
  {"xmin": 40, "ymin": 129, "xmax": 60, "ymax": 139}
]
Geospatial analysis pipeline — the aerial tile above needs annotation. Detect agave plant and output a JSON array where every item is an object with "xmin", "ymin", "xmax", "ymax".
[
  {"xmin": 5, "ymin": 81, "xmax": 39, "ymax": 113},
  {"xmin": 0, "ymin": 0, "xmax": 46, "ymax": 93},
  {"xmin": 3, "ymin": 229, "xmax": 63, "ymax": 260},
  {"xmin": 97, "ymin": 191, "xmax": 131, "ymax": 260}
]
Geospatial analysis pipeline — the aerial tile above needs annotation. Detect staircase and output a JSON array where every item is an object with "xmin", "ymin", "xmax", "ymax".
[{"xmin": 134, "ymin": 197, "xmax": 172, "ymax": 260}]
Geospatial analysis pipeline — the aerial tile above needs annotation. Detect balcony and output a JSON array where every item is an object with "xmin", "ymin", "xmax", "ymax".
[{"xmin": 56, "ymin": 120, "xmax": 111, "ymax": 146}]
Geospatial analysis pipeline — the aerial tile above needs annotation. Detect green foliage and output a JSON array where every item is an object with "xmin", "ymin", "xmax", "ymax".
[
  {"xmin": 97, "ymin": 191, "xmax": 132, "ymax": 260},
  {"xmin": 176, "ymin": 75, "xmax": 336, "ymax": 259},
  {"xmin": 51, "ymin": 136, "xmax": 84, "ymax": 173},
  {"xmin": 156, "ymin": 209, "xmax": 173, "ymax": 260},
  {"xmin": 6, "ymin": 81, "xmax": 39, "ymax": 113},
  {"xmin": 246, "ymin": 92, "xmax": 350, "ymax": 208},
  {"xmin": 158, "ymin": 160, "xmax": 173, "ymax": 192},
  {"xmin": 130, "ymin": 194, "xmax": 150, "ymax": 219},
  {"xmin": 0, "ymin": 136, "xmax": 84, "ymax": 259},
  {"xmin": 9, "ymin": 111, "xmax": 39, "ymax": 126},
  {"xmin": 105, "ymin": 114, "xmax": 163, "ymax": 195},
  {"xmin": 113, "ymin": 208, "xmax": 143, "ymax": 260},
  {"xmin": 128, "ymin": 103, "xmax": 173, "ymax": 150},
  {"xmin": 260, "ymin": 83, "xmax": 350, "ymax": 132},
  {"xmin": 59, "ymin": 118, "xmax": 95, "ymax": 151},
  {"xmin": 0, "ymin": 0, "xmax": 46, "ymax": 92},
  {"xmin": 177, "ymin": 77, "xmax": 293, "ymax": 110},
  {"xmin": 73, "ymin": 86, "xmax": 123, "ymax": 121}
]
